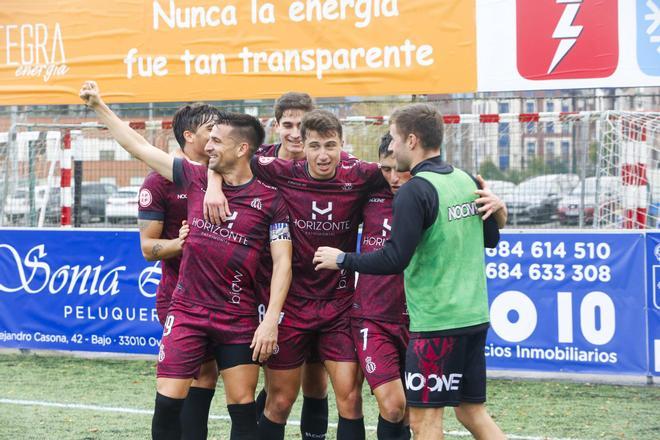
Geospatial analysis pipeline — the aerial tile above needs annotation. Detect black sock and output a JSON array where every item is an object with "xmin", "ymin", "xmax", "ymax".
[
  {"xmin": 377, "ymin": 415, "xmax": 407, "ymax": 440},
  {"xmin": 152, "ymin": 392, "xmax": 185, "ymax": 440},
  {"xmin": 300, "ymin": 396, "xmax": 328, "ymax": 439},
  {"xmin": 227, "ymin": 402, "xmax": 258, "ymax": 440},
  {"xmin": 257, "ymin": 413, "xmax": 285, "ymax": 440},
  {"xmin": 255, "ymin": 388, "xmax": 267, "ymax": 422},
  {"xmin": 180, "ymin": 387, "xmax": 215, "ymax": 440},
  {"xmin": 403, "ymin": 424, "xmax": 412, "ymax": 440},
  {"xmin": 337, "ymin": 416, "xmax": 365, "ymax": 440}
]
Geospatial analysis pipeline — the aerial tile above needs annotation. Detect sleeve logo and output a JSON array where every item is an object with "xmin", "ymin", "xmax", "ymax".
[
  {"xmin": 258, "ymin": 156, "xmax": 276, "ymax": 165},
  {"xmin": 139, "ymin": 188, "xmax": 153, "ymax": 207}
]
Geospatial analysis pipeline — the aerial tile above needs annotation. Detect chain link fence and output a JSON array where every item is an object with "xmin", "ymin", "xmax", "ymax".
[{"xmin": 0, "ymin": 91, "xmax": 659, "ymax": 229}]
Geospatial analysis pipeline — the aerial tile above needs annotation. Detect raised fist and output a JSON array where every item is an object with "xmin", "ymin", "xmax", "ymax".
[{"xmin": 79, "ymin": 81, "xmax": 102, "ymax": 108}]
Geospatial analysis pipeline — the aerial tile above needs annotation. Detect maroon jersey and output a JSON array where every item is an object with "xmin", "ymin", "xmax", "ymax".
[
  {"xmin": 138, "ymin": 171, "xmax": 187, "ymax": 312},
  {"xmin": 251, "ymin": 156, "xmax": 385, "ymax": 300},
  {"xmin": 173, "ymin": 158, "xmax": 289, "ymax": 315},
  {"xmin": 252, "ymin": 144, "xmax": 356, "ymax": 308},
  {"xmin": 353, "ymin": 189, "xmax": 408, "ymax": 323}
]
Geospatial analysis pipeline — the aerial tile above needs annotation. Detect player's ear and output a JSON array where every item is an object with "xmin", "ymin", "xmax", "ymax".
[
  {"xmin": 408, "ymin": 133, "xmax": 419, "ymax": 150},
  {"xmin": 183, "ymin": 130, "xmax": 195, "ymax": 144},
  {"xmin": 238, "ymin": 142, "xmax": 249, "ymax": 158}
]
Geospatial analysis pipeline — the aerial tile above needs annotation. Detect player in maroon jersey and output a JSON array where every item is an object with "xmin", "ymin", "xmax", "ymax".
[
  {"xmin": 138, "ymin": 103, "xmax": 220, "ymax": 440},
  {"xmin": 255, "ymin": 92, "xmax": 313, "ymax": 160},
  {"xmin": 352, "ymin": 133, "xmax": 412, "ymax": 440},
  {"xmin": 80, "ymin": 81, "xmax": 292, "ymax": 440},
  {"xmin": 206, "ymin": 109, "xmax": 387, "ymax": 440},
  {"xmin": 207, "ymin": 92, "xmax": 333, "ymax": 440}
]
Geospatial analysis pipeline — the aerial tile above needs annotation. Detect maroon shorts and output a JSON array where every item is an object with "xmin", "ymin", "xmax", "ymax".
[
  {"xmin": 157, "ymin": 300, "xmax": 258, "ymax": 379},
  {"xmin": 267, "ymin": 295, "xmax": 356, "ymax": 369},
  {"xmin": 158, "ymin": 298, "xmax": 215, "ymax": 371},
  {"xmin": 351, "ymin": 317, "xmax": 409, "ymax": 391},
  {"xmin": 258, "ymin": 299, "xmax": 322, "ymax": 364}
]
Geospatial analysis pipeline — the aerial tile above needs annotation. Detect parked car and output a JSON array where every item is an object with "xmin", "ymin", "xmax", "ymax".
[
  {"xmin": 43, "ymin": 182, "xmax": 116, "ymax": 224},
  {"xmin": 4, "ymin": 182, "xmax": 116, "ymax": 225},
  {"xmin": 557, "ymin": 176, "xmax": 620, "ymax": 225},
  {"xmin": 486, "ymin": 180, "xmax": 516, "ymax": 199},
  {"xmin": 505, "ymin": 174, "xmax": 579, "ymax": 224},
  {"xmin": 4, "ymin": 185, "xmax": 52, "ymax": 224},
  {"xmin": 105, "ymin": 186, "xmax": 141, "ymax": 224},
  {"xmin": 80, "ymin": 182, "xmax": 117, "ymax": 223}
]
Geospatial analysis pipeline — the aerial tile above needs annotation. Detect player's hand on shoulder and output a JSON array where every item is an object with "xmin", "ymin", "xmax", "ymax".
[
  {"xmin": 203, "ymin": 184, "xmax": 231, "ymax": 224},
  {"xmin": 474, "ymin": 174, "xmax": 504, "ymax": 221},
  {"xmin": 79, "ymin": 81, "xmax": 103, "ymax": 108}
]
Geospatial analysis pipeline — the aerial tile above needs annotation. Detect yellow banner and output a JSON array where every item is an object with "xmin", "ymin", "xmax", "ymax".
[{"xmin": 0, "ymin": 0, "xmax": 476, "ymax": 105}]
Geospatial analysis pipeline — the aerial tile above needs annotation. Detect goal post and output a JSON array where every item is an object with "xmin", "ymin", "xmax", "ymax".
[{"xmin": 595, "ymin": 111, "xmax": 660, "ymax": 229}]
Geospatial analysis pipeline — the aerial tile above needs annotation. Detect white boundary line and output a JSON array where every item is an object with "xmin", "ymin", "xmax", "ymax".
[{"xmin": 0, "ymin": 397, "xmax": 590, "ymax": 440}]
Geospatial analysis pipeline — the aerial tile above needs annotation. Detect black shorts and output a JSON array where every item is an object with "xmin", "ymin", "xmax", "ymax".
[
  {"xmin": 404, "ymin": 328, "xmax": 487, "ymax": 407},
  {"xmin": 214, "ymin": 343, "xmax": 259, "ymax": 371}
]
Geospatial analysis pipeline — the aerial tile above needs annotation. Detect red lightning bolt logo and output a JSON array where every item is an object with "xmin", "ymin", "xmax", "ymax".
[{"xmin": 516, "ymin": 0, "xmax": 618, "ymax": 80}]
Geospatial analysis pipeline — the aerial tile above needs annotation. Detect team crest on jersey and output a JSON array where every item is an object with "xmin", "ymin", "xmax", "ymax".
[
  {"xmin": 139, "ymin": 189, "xmax": 152, "ymax": 207},
  {"xmin": 365, "ymin": 356, "xmax": 376, "ymax": 374},
  {"xmin": 259, "ymin": 156, "xmax": 276, "ymax": 165},
  {"xmin": 250, "ymin": 198, "xmax": 263, "ymax": 210},
  {"xmin": 342, "ymin": 182, "xmax": 353, "ymax": 191}
]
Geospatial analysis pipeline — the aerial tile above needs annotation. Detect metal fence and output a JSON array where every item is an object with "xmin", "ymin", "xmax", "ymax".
[{"xmin": 0, "ymin": 95, "xmax": 659, "ymax": 229}]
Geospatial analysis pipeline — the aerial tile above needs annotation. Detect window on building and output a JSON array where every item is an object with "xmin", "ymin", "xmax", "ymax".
[
  {"xmin": 546, "ymin": 141, "xmax": 555, "ymax": 156},
  {"xmin": 99, "ymin": 150, "xmax": 115, "ymax": 161},
  {"xmin": 499, "ymin": 155, "xmax": 510, "ymax": 171},
  {"xmin": 546, "ymin": 101, "xmax": 555, "ymax": 133},
  {"xmin": 561, "ymin": 141, "xmax": 570, "ymax": 162},
  {"xmin": 527, "ymin": 141, "xmax": 536, "ymax": 156}
]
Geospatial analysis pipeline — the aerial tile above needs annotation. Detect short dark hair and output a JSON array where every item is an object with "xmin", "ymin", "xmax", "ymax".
[
  {"xmin": 390, "ymin": 103, "xmax": 443, "ymax": 150},
  {"xmin": 301, "ymin": 109, "xmax": 342, "ymax": 141},
  {"xmin": 274, "ymin": 92, "xmax": 315, "ymax": 122},
  {"xmin": 378, "ymin": 132, "xmax": 393, "ymax": 158},
  {"xmin": 217, "ymin": 112, "xmax": 265, "ymax": 156},
  {"xmin": 172, "ymin": 103, "xmax": 220, "ymax": 149}
]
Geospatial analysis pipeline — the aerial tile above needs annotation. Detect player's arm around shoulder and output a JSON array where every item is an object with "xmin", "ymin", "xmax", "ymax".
[
  {"xmin": 475, "ymin": 175, "xmax": 508, "ymax": 228},
  {"xmin": 79, "ymin": 81, "xmax": 174, "ymax": 180},
  {"xmin": 250, "ymin": 155, "xmax": 296, "ymax": 183},
  {"xmin": 204, "ymin": 168, "xmax": 231, "ymax": 224},
  {"xmin": 358, "ymin": 159, "xmax": 388, "ymax": 190}
]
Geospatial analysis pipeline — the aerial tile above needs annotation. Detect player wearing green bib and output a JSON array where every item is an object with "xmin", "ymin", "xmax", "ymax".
[
  {"xmin": 403, "ymin": 168, "xmax": 490, "ymax": 333},
  {"xmin": 314, "ymin": 104, "xmax": 507, "ymax": 440}
]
